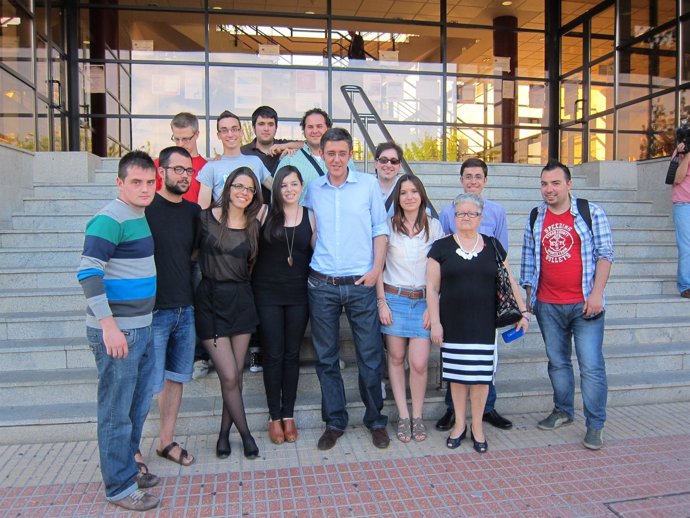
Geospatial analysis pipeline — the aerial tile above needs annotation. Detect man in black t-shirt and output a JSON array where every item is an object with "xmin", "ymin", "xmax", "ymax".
[{"xmin": 143, "ymin": 146, "xmax": 200, "ymax": 467}]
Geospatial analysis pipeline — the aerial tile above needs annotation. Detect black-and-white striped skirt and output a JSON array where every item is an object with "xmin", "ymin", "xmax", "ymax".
[{"xmin": 441, "ymin": 341, "xmax": 496, "ymax": 385}]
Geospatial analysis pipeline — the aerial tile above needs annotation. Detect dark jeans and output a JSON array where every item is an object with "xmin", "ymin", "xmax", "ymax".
[
  {"xmin": 445, "ymin": 382, "xmax": 497, "ymax": 414},
  {"xmin": 307, "ymin": 276, "xmax": 387, "ymax": 431},
  {"xmin": 257, "ymin": 303, "xmax": 309, "ymax": 420}
]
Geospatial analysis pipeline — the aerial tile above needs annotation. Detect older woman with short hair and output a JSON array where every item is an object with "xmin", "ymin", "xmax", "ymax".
[{"xmin": 426, "ymin": 193, "xmax": 528, "ymax": 454}]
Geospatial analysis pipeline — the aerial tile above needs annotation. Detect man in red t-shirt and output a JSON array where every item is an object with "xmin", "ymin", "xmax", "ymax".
[
  {"xmin": 154, "ymin": 112, "xmax": 206, "ymax": 204},
  {"xmin": 520, "ymin": 160, "xmax": 614, "ymax": 451}
]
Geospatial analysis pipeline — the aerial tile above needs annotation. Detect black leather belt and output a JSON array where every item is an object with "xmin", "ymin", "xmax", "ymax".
[{"xmin": 309, "ymin": 269, "xmax": 359, "ymax": 286}]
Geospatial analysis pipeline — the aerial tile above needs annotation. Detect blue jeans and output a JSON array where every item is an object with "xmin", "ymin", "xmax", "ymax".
[
  {"xmin": 673, "ymin": 202, "xmax": 690, "ymax": 293},
  {"xmin": 446, "ymin": 382, "xmax": 497, "ymax": 413},
  {"xmin": 151, "ymin": 306, "xmax": 196, "ymax": 394},
  {"xmin": 534, "ymin": 301, "xmax": 608, "ymax": 430},
  {"xmin": 87, "ymin": 325, "xmax": 155, "ymax": 501},
  {"xmin": 307, "ymin": 276, "xmax": 387, "ymax": 431}
]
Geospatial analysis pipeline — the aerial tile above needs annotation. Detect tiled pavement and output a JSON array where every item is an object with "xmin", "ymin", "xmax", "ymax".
[{"xmin": 2, "ymin": 402, "xmax": 690, "ymax": 517}]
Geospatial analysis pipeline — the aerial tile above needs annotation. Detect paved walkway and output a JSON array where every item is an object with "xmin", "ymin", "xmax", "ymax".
[{"xmin": 2, "ymin": 401, "xmax": 690, "ymax": 517}]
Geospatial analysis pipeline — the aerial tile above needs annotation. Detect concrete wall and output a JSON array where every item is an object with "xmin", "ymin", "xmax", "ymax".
[
  {"xmin": 636, "ymin": 157, "xmax": 674, "ymax": 214},
  {"xmin": 0, "ymin": 144, "xmax": 35, "ymax": 228}
]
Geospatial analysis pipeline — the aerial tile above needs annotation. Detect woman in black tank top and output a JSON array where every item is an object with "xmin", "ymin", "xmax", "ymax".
[{"xmin": 252, "ymin": 166, "xmax": 314, "ymax": 445}]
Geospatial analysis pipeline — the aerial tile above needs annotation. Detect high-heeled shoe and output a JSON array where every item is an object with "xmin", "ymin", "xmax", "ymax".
[
  {"xmin": 470, "ymin": 429, "xmax": 488, "ymax": 454},
  {"xmin": 216, "ymin": 435, "xmax": 231, "ymax": 459},
  {"xmin": 446, "ymin": 426, "xmax": 467, "ymax": 449},
  {"xmin": 242, "ymin": 435, "xmax": 259, "ymax": 459}
]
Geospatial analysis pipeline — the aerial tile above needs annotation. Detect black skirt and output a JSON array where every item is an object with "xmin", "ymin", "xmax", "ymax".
[{"xmin": 195, "ymin": 278, "xmax": 259, "ymax": 339}]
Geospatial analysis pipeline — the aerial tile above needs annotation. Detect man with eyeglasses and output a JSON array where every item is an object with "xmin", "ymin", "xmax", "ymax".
[
  {"xmin": 435, "ymin": 157, "xmax": 513, "ymax": 433},
  {"xmin": 197, "ymin": 110, "xmax": 273, "ymax": 209},
  {"xmin": 154, "ymin": 112, "xmax": 206, "ymax": 203},
  {"xmin": 142, "ymin": 146, "xmax": 200, "ymax": 472}
]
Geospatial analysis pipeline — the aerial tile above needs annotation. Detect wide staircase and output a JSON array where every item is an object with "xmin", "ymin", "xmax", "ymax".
[{"xmin": 1, "ymin": 156, "xmax": 688, "ymax": 444}]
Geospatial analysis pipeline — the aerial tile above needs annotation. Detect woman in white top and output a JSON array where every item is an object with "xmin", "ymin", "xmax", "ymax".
[{"xmin": 377, "ymin": 174, "xmax": 444, "ymax": 443}]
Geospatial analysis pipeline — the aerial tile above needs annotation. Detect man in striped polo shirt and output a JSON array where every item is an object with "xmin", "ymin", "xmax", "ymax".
[{"xmin": 77, "ymin": 151, "xmax": 160, "ymax": 512}]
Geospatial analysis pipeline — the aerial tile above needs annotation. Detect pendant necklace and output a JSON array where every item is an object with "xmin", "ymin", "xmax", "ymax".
[
  {"xmin": 454, "ymin": 233, "xmax": 480, "ymax": 260},
  {"xmin": 284, "ymin": 209, "xmax": 299, "ymax": 267}
]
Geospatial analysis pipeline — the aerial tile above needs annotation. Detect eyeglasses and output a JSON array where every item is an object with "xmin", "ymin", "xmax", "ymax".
[
  {"xmin": 376, "ymin": 157, "xmax": 401, "ymax": 165},
  {"xmin": 230, "ymin": 183, "xmax": 256, "ymax": 194},
  {"xmin": 164, "ymin": 166, "xmax": 194, "ymax": 176},
  {"xmin": 462, "ymin": 174, "xmax": 485, "ymax": 181},
  {"xmin": 170, "ymin": 134, "xmax": 196, "ymax": 144},
  {"xmin": 219, "ymin": 127, "xmax": 242, "ymax": 134},
  {"xmin": 454, "ymin": 211, "xmax": 481, "ymax": 219}
]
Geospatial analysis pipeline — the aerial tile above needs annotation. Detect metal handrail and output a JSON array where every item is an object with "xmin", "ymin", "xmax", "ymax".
[{"xmin": 339, "ymin": 84, "xmax": 438, "ymax": 218}]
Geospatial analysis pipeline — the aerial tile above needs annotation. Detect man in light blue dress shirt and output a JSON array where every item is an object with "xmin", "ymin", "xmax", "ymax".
[
  {"xmin": 302, "ymin": 128, "xmax": 391, "ymax": 451},
  {"xmin": 435, "ymin": 158, "xmax": 514, "ymax": 432}
]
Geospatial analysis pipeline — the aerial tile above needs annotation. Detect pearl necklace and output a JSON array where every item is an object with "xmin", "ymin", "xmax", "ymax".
[{"xmin": 453, "ymin": 233, "xmax": 480, "ymax": 260}]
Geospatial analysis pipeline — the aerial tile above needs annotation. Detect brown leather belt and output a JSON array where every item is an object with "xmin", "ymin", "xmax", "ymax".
[
  {"xmin": 383, "ymin": 283, "xmax": 426, "ymax": 299},
  {"xmin": 309, "ymin": 269, "xmax": 359, "ymax": 286}
]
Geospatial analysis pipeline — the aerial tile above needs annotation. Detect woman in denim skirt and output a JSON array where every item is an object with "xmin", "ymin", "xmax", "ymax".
[{"xmin": 376, "ymin": 174, "xmax": 444, "ymax": 443}]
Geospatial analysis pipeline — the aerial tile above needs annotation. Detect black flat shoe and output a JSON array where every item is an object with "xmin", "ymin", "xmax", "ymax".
[
  {"xmin": 436, "ymin": 409, "xmax": 455, "ymax": 431},
  {"xmin": 446, "ymin": 426, "xmax": 467, "ymax": 449},
  {"xmin": 216, "ymin": 436, "xmax": 231, "ymax": 459},
  {"xmin": 242, "ymin": 435, "xmax": 259, "ymax": 459},
  {"xmin": 471, "ymin": 429, "xmax": 488, "ymax": 454}
]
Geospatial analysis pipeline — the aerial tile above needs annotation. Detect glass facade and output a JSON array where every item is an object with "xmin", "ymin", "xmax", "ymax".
[{"xmin": 1, "ymin": 0, "xmax": 689, "ymax": 164}]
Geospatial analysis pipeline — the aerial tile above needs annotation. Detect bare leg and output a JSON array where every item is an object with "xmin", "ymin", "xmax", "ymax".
[
  {"xmin": 469, "ymin": 384, "xmax": 489, "ymax": 442},
  {"xmin": 407, "ymin": 338, "xmax": 430, "ymax": 419},
  {"xmin": 157, "ymin": 380, "xmax": 193, "ymax": 464},
  {"xmin": 386, "ymin": 335, "xmax": 409, "ymax": 419},
  {"xmin": 449, "ymin": 382, "xmax": 468, "ymax": 439}
]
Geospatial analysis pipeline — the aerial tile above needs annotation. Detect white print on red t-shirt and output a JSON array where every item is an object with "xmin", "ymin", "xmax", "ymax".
[{"xmin": 542, "ymin": 222, "xmax": 575, "ymax": 263}]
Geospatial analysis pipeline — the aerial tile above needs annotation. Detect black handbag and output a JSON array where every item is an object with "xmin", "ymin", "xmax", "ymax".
[{"xmin": 490, "ymin": 238, "xmax": 522, "ymax": 328}]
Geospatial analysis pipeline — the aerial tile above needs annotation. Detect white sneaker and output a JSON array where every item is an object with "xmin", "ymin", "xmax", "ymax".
[
  {"xmin": 339, "ymin": 359, "xmax": 346, "ymax": 369},
  {"xmin": 249, "ymin": 351, "xmax": 263, "ymax": 373},
  {"xmin": 192, "ymin": 359, "xmax": 209, "ymax": 380}
]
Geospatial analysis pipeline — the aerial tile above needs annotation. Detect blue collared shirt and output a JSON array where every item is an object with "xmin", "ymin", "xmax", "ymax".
[
  {"xmin": 519, "ymin": 194, "xmax": 615, "ymax": 307},
  {"xmin": 303, "ymin": 168, "xmax": 389, "ymax": 276},
  {"xmin": 438, "ymin": 197, "xmax": 509, "ymax": 250}
]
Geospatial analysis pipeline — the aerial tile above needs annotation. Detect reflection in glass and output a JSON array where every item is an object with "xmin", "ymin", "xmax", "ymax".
[
  {"xmin": 561, "ymin": 27, "xmax": 583, "ymax": 75},
  {"xmin": 561, "ymin": 127, "xmax": 583, "ymax": 165},
  {"xmin": 0, "ymin": 70, "xmax": 35, "ymax": 149},
  {"xmin": 560, "ymin": 75, "xmax": 583, "ymax": 123},
  {"xmin": 131, "ymin": 64, "xmax": 205, "ymax": 116},
  {"xmin": 1, "ymin": 0, "xmax": 34, "ymax": 81},
  {"xmin": 619, "ymin": 0, "xmax": 677, "ymax": 45}
]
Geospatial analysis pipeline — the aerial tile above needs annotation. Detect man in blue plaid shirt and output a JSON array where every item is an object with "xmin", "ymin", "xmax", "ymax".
[{"xmin": 520, "ymin": 159, "xmax": 614, "ymax": 451}]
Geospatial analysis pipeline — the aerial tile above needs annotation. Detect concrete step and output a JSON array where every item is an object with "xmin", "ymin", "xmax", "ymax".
[
  {"xmin": 0, "ymin": 230, "xmax": 85, "ymax": 248},
  {"xmin": 3, "ymin": 368, "xmax": 689, "ymax": 444},
  {"xmin": 23, "ymin": 197, "xmax": 111, "ymax": 213},
  {"xmin": 0, "ymin": 267, "xmax": 79, "ymax": 289},
  {"xmin": 32, "ymin": 183, "xmax": 118, "ymax": 199},
  {"xmin": 0, "ymin": 287, "xmax": 84, "ymax": 313},
  {"xmin": 604, "ymin": 276, "xmax": 677, "ymax": 297},
  {"xmin": 4, "ymin": 338, "xmax": 687, "ymax": 406},
  {"xmin": 0, "ymin": 337, "xmax": 92, "ymax": 371},
  {"xmin": 0, "ymin": 248, "xmax": 80, "ymax": 268},
  {"xmin": 0, "ymin": 311, "xmax": 84, "ymax": 340}
]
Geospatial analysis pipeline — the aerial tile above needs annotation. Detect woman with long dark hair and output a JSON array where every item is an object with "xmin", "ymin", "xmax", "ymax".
[
  {"xmin": 377, "ymin": 174, "xmax": 444, "ymax": 443},
  {"xmin": 253, "ymin": 166, "xmax": 315, "ymax": 444},
  {"xmin": 195, "ymin": 167, "xmax": 266, "ymax": 459}
]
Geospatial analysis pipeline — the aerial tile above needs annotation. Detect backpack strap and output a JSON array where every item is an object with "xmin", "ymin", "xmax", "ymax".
[{"xmin": 530, "ymin": 198, "xmax": 592, "ymax": 234}]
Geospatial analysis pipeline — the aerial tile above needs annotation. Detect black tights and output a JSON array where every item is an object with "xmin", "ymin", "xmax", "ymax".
[
  {"xmin": 203, "ymin": 334, "xmax": 254, "ymax": 451},
  {"xmin": 257, "ymin": 303, "xmax": 309, "ymax": 420}
]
